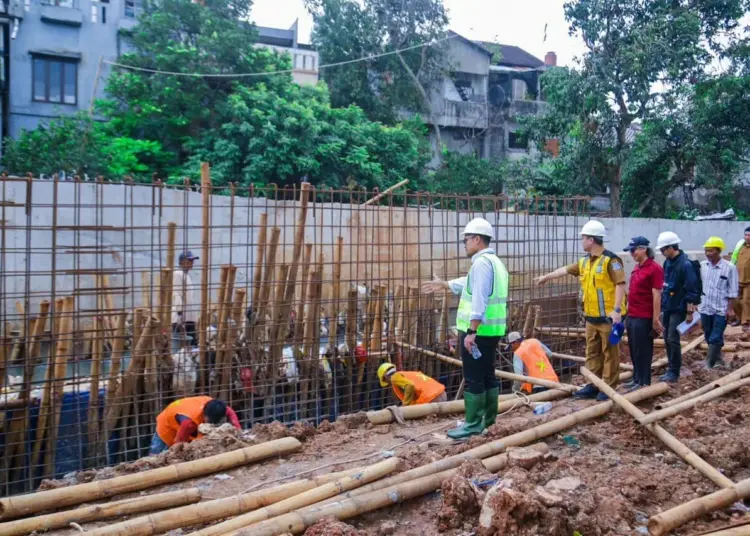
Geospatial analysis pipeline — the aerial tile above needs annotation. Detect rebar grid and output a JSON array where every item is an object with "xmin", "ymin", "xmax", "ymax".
[{"xmin": 0, "ymin": 171, "xmax": 588, "ymax": 495}]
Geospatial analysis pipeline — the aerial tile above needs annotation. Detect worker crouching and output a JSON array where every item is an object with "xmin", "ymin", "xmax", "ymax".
[
  {"xmin": 506, "ymin": 332, "xmax": 559, "ymax": 393},
  {"xmin": 377, "ymin": 363, "xmax": 447, "ymax": 405},
  {"xmin": 150, "ymin": 395, "xmax": 241, "ymax": 455},
  {"xmin": 423, "ymin": 217, "xmax": 509, "ymax": 439}
]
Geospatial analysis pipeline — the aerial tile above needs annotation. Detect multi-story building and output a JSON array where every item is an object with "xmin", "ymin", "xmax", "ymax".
[
  {"xmin": 419, "ymin": 30, "xmax": 555, "ymax": 165},
  {"xmin": 0, "ymin": 3, "xmax": 316, "ymax": 144}
]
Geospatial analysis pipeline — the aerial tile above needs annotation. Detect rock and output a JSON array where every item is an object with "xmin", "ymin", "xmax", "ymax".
[
  {"xmin": 378, "ymin": 520, "xmax": 397, "ymax": 535},
  {"xmin": 373, "ymin": 424, "xmax": 391, "ymax": 435},
  {"xmin": 545, "ymin": 476, "xmax": 582, "ymax": 492},
  {"xmin": 455, "ymin": 458, "xmax": 494, "ymax": 480},
  {"xmin": 289, "ymin": 421, "xmax": 316, "ymax": 441},
  {"xmin": 438, "ymin": 475, "xmax": 483, "ymax": 531},
  {"xmin": 507, "ymin": 447, "xmax": 544, "ymax": 470},
  {"xmin": 534, "ymin": 485, "xmax": 564, "ymax": 507},
  {"xmin": 336, "ymin": 411, "xmax": 369, "ymax": 430},
  {"xmin": 252, "ymin": 421, "xmax": 289, "ymax": 440},
  {"xmin": 303, "ymin": 516, "xmax": 366, "ymax": 536},
  {"xmin": 317, "ymin": 419, "xmax": 334, "ymax": 433}
]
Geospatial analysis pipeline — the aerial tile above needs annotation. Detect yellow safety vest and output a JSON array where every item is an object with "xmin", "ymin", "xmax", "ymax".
[{"xmin": 578, "ymin": 252, "xmax": 626, "ymax": 320}]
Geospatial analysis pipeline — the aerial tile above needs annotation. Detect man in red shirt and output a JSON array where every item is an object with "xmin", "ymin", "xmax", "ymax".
[{"xmin": 623, "ymin": 236, "xmax": 664, "ymax": 390}]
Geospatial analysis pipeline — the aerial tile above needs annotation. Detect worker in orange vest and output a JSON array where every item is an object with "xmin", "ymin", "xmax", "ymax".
[
  {"xmin": 506, "ymin": 332, "xmax": 559, "ymax": 393},
  {"xmin": 150, "ymin": 396, "xmax": 241, "ymax": 455},
  {"xmin": 377, "ymin": 363, "xmax": 447, "ymax": 405}
]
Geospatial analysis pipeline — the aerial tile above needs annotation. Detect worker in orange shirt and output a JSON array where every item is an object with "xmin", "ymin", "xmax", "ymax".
[
  {"xmin": 150, "ymin": 396, "xmax": 241, "ymax": 455},
  {"xmin": 377, "ymin": 363, "xmax": 447, "ymax": 406},
  {"xmin": 506, "ymin": 332, "xmax": 559, "ymax": 393}
]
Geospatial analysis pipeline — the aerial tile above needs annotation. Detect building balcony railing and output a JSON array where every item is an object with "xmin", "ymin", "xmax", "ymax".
[{"xmin": 41, "ymin": 0, "xmax": 77, "ymax": 7}]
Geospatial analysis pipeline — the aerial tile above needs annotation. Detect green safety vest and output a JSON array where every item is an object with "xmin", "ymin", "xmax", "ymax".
[
  {"xmin": 456, "ymin": 252, "xmax": 508, "ymax": 337},
  {"xmin": 732, "ymin": 239, "xmax": 745, "ymax": 265}
]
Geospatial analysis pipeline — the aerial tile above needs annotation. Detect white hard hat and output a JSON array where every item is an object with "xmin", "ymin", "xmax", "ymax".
[
  {"xmin": 579, "ymin": 220, "xmax": 606, "ymax": 238},
  {"xmin": 461, "ymin": 218, "xmax": 494, "ymax": 240},
  {"xmin": 657, "ymin": 231, "xmax": 681, "ymax": 249}
]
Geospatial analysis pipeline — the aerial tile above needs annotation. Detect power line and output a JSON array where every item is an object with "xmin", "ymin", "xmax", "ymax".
[{"xmin": 103, "ymin": 33, "xmax": 459, "ymax": 78}]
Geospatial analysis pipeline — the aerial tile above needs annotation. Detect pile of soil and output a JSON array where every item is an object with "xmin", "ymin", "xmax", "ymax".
[
  {"xmin": 303, "ymin": 516, "xmax": 367, "ymax": 536},
  {"xmin": 251, "ymin": 420, "xmax": 318, "ymax": 442}
]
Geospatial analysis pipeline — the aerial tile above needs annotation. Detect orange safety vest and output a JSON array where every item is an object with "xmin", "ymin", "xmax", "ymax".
[
  {"xmin": 156, "ymin": 395, "xmax": 213, "ymax": 446},
  {"xmin": 391, "ymin": 371, "xmax": 446, "ymax": 405},
  {"xmin": 515, "ymin": 339, "xmax": 559, "ymax": 393}
]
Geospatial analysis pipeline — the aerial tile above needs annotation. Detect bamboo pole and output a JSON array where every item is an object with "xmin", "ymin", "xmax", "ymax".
[
  {"xmin": 362, "ymin": 179, "xmax": 409, "ymax": 206},
  {"xmin": 395, "ymin": 284, "xmax": 406, "ymax": 337},
  {"xmin": 438, "ymin": 291, "xmax": 449, "ymax": 344},
  {"xmin": 370, "ymin": 286, "xmax": 384, "ymax": 352},
  {"xmin": 367, "ymin": 388, "xmax": 567, "ymax": 425},
  {"xmin": 316, "ymin": 383, "xmax": 669, "ymax": 512},
  {"xmin": 101, "ymin": 274, "xmax": 117, "ymax": 340},
  {"xmin": 102, "ymin": 312, "xmax": 126, "ymax": 445},
  {"xmin": 329, "ymin": 236, "xmax": 344, "ymax": 350},
  {"xmin": 53, "ymin": 298, "xmax": 64, "ymax": 340},
  {"xmin": 251, "ymin": 213, "xmax": 268, "ymax": 316},
  {"xmin": 693, "ymin": 526, "xmax": 750, "ymax": 536},
  {"xmin": 8, "ymin": 301, "xmax": 25, "ymax": 364},
  {"xmin": 648, "ymin": 479, "xmax": 750, "ymax": 536},
  {"xmin": 395, "ymin": 342, "xmax": 579, "ymax": 393},
  {"xmin": 655, "ymin": 362, "xmax": 750, "ymax": 410},
  {"xmin": 0, "ymin": 488, "xmax": 202, "ymax": 536},
  {"xmin": 0, "ymin": 437, "xmax": 302, "ymax": 520},
  {"xmin": 407, "ymin": 286, "xmax": 419, "ymax": 347},
  {"xmin": 6, "ymin": 301, "xmax": 49, "ymax": 481},
  {"xmin": 195, "ymin": 458, "xmax": 401, "ymax": 536},
  {"xmin": 294, "ymin": 244, "xmax": 314, "ymax": 359},
  {"xmin": 199, "ymin": 162, "xmax": 212, "ymax": 389},
  {"xmin": 345, "ymin": 287, "xmax": 357, "ymax": 352},
  {"xmin": 31, "ymin": 296, "xmax": 73, "ymax": 477},
  {"xmin": 550, "ymin": 352, "xmax": 634, "ymax": 371},
  {"xmin": 166, "ymin": 221, "xmax": 177, "ymax": 270},
  {"xmin": 639, "ymin": 376, "xmax": 750, "ymax": 425},
  {"xmin": 522, "ymin": 304, "xmax": 534, "ymax": 338},
  {"xmin": 87, "ymin": 316, "xmax": 104, "ymax": 462},
  {"xmin": 255, "ymin": 227, "xmax": 281, "ymax": 344},
  {"xmin": 579, "ymin": 367, "xmax": 733, "ymax": 489},
  {"xmin": 81, "ymin": 467, "xmax": 365, "ymax": 536},
  {"xmin": 215, "ymin": 265, "xmax": 238, "ymax": 399},
  {"xmin": 300, "ymin": 269, "xmax": 319, "ymax": 416},
  {"xmin": 140, "ymin": 272, "xmax": 151, "ymax": 309},
  {"xmin": 235, "ymin": 444, "xmax": 539, "ymax": 536}
]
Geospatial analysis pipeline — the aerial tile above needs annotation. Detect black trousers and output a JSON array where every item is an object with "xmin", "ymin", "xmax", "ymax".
[
  {"xmin": 662, "ymin": 312, "xmax": 686, "ymax": 375},
  {"xmin": 458, "ymin": 333, "xmax": 501, "ymax": 394},
  {"xmin": 626, "ymin": 317, "xmax": 653, "ymax": 385}
]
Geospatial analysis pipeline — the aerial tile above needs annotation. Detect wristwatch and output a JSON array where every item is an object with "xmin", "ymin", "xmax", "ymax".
[
  {"xmin": 466, "ymin": 328, "xmax": 477, "ymax": 335},
  {"xmin": 614, "ymin": 307, "xmax": 622, "ymax": 313}
]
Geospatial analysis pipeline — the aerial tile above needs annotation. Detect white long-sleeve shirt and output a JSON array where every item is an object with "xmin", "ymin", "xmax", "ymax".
[
  {"xmin": 172, "ymin": 270, "xmax": 197, "ymax": 324},
  {"xmin": 448, "ymin": 248, "xmax": 497, "ymax": 323}
]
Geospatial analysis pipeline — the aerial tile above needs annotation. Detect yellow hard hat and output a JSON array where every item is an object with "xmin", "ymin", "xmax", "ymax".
[
  {"xmin": 703, "ymin": 236, "xmax": 726, "ymax": 251},
  {"xmin": 377, "ymin": 362, "xmax": 396, "ymax": 387}
]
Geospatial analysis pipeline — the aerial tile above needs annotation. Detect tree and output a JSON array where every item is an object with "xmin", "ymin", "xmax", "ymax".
[
  {"xmin": 305, "ymin": 0, "xmax": 448, "ymax": 146},
  {"xmin": 554, "ymin": 0, "xmax": 745, "ymax": 215},
  {"xmin": 2, "ymin": 114, "xmax": 167, "ymax": 179}
]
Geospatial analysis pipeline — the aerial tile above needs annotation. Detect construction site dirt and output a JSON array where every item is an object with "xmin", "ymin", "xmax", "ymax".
[{"xmin": 33, "ymin": 333, "xmax": 750, "ymax": 536}]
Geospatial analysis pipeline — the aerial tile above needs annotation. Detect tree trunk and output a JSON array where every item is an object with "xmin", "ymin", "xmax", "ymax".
[
  {"xmin": 396, "ymin": 52, "xmax": 442, "ymax": 155},
  {"xmin": 610, "ymin": 123, "xmax": 628, "ymax": 217}
]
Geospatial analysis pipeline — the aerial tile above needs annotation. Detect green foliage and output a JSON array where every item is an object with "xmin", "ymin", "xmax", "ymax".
[
  {"xmin": 2, "ymin": 113, "xmax": 167, "ymax": 179},
  {"xmin": 305, "ymin": 0, "xmax": 448, "ymax": 123}
]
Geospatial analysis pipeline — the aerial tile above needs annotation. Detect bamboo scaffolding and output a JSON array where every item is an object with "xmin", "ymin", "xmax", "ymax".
[
  {"xmin": 140, "ymin": 272, "xmax": 151, "ymax": 309},
  {"xmin": 81, "ymin": 467, "xmax": 364, "ymax": 536},
  {"xmin": 101, "ymin": 312, "xmax": 126, "ymax": 444},
  {"xmin": 195, "ymin": 458, "xmax": 401, "ymax": 536},
  {"xmin": 579, "ymin": 367, "xmax": 734, "ymax": 489},
  {"xmin": 639, "ymin": 376, "xmax": 750, "ymax": 425},
  {"xmin": 329, "ymin": 237, "xmax": 344, "ymax": 350},
  {"xmin": 0, "ymin": 437, "xmax": 302, "ymax": 520},
  {"xmin": 301, "ymin": 269, "xmax": 320, "ymax": 416},
  {"xmin": 394, "ymin": 342, "xmax": 579, "ymax": 392},
  {"xmin": 655, "ymin": 362, "xmax": 750, "ymax": 410},
  {"xmin": 254, "ymin": 227, "xmax": 281, "ymax": 345},
  {"xmin": 166, "ymin": 221, "xmax": 177, "ymax": 269},
  {"xmin": 362, "ymin": 179, "xmax": 409, "ymax": 206},
  {"xmin": 198, "ymin": 162, "xmax": 212, "ymax": 389},
  {"xmin": 648, "ymin": 478, "xmax": 750, "ymax": 536},
  {"xmin": 87, "ymin": 316, "xmax": 104, "ymax": 462},
  {"xmin": 6, "ymin": 301, "xmax": 49, "ymax": 482},
  {"xmin": 215, "ymin": 264, "xmax": 238, "ymax": 399},
  {"xmin": 0, "ymin": 488, "xmax": 202, "ymax": 536}
]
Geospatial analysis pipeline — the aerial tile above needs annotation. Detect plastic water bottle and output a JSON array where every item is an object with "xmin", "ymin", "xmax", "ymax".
[
  {"xmin": 470, "ymin": 344, "xmax": 482, "ymax": 360},
  {"xmin": 533, "ymin": 402, "xmax": 552, "ymax": 415}
]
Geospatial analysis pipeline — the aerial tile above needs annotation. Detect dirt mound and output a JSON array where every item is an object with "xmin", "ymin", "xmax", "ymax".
[
  {"xmin": 289, "ymin": 421, "xmax": 317, "ymax": 441},
  {"xmin": 438, "ymin": 473, "xmax": 484, "ymax": 531},
  {"xmin": 335, "ymin": 412, "xmax": 370, "ymax": 431},
  {"xmin": 303, "ymin": 516, "xmax": 367, "ymax": 535},
  {"xmin": 253, "ymin": 421, "xmax": 290, "ymax": 441},
  {"xmin": 318, "ymin": 419, "xmax": 334, "ymax": 433}
]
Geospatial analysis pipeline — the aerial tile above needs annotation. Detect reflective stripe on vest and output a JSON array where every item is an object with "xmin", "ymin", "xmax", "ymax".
[
  {"xmin": 578, "ymin": 252, "xmax": 627, "ymax": 319},
  {"xmin": 456, "ymin": 253, "xmax": 509, "ymax": 336},
  {"xmin": 732, "ymin": 239, "xmax": 745, "ymax": 265},
  {"xmin": 156, "ymin": 395, "xmax": 212, "ymax": 446},
  {"xmin": 515, "ymin": 339, "xmax": 559, "ymax": 393},
  {"xmin": 391, "ymin": 371, "xmax": 446, "ymax": 405}
]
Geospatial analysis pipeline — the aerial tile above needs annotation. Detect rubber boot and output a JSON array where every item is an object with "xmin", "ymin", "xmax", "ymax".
[
  {"xmin": 707, "ymin": 344, "xmax": 724, "ymax": 368},
  {"xmin": 448, "ymin": 391, "xmax": 486, "ymax": 440},
  {"xmin": 483, "ymin": 387, "xmax": 499, "ymax": 430}
]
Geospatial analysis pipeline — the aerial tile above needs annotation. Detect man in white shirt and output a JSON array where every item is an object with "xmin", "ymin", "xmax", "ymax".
[
  {"xmin": 699, "ymin": 237, "xmax": 738, "ymax": 368},
  {"xmin": 173, "ymin": 251, "xmax": 199, "ymax": 345}
]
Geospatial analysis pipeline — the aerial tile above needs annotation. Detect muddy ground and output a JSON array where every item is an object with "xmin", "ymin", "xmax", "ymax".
[{"xmin": 40, "ymin": 331, "xmax": 750, "ymax": 536}]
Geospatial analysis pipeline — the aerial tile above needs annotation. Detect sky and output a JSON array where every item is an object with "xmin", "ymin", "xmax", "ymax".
[{"xmin": 249, "ymin": 0, "xmax": 587, "ymax": 68}]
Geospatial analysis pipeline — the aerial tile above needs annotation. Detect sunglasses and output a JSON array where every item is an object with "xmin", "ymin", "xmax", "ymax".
[{"xmin": 462, "ymin": 234, "xmax": 477, "ymax": 244}]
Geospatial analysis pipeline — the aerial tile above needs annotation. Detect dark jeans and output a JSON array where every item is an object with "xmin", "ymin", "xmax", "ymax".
[
  {"xmin": 700, "ymin": 313, "xmax": 727, "ymax": 347},
  {"xmin": 662, "ymin": 311, "xmax": 687, "ymax": 375},
  {"xmin": 172, "ymin": 321, "xmax": 197, "ymax": 346},
  {"xmin": 458, "ymin": 333, "xmax": 501, "ymax": 394},
  {"xmin": 626, "ymin": 317, "xmax": 654, "ymax": 385}
]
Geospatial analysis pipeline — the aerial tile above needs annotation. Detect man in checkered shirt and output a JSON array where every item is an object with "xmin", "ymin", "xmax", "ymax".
[{"xmin": 699, "ymin": 236, "xmax": 739, "ymax": 369}]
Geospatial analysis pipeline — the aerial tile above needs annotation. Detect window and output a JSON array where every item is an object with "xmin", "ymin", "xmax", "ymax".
[
  {"xmin": 32, "ymin": 57, "xmax": 77, "ymax": 105},
  {"xmin": 41, "ymin": 0, "xmax": 76, "ymax": 7},
  {"xmin": 124, "ymin": 0, "xmax": 141, "ymax": 18},
  {"xmin": 101, "ymin": 5, "xmax": 106, "ymax": 22},
  {"xmin": 508, "ymin": 131, "xmax": 529, "ymax": 151},
  {"xmin": 90, "ymin": 4, "xmax": 97, "ymax": 22}
]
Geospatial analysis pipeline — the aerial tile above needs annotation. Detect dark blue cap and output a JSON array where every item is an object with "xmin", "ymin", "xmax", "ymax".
[
  {"xmin": 179, "ymin": 251, "xmax": 199, "ymax": 262},
  {"xmin": 623, "ymin": 236, "xmax": 650, "ymax": 252}
]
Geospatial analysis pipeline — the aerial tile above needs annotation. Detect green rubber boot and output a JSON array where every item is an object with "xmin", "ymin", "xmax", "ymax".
[
  {"xmin": 483, "ymin": 387, "xmax": 499, "ymax": 429},
  {"xmin": 447, "ymin": 391, "xmax": 486, "ymax": 440}
]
